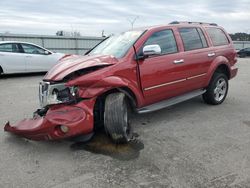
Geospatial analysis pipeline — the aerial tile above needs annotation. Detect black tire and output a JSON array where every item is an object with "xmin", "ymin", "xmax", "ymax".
[
  {"xmin": 203, "ymin": 72, "xmax": 228, "ymax": 105},
  {"xmin": 239, "ymin": 54, "xmax": 246, "ymax": 58},
  {"xmin": 104, "ymin": 93, "xmax": 133, "ymax": 144},
  {"xmin": 0, "ymin": 66, "xmax": 3, "ymax": 75}
]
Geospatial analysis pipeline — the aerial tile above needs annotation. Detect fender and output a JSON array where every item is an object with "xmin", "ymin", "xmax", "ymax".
[
  {"xmin": 205, "ymin": 56, "xmax": 231, "ymax": 86},
  {"xmin": 69, "ymin": 76, "xmax": 144, "ymax": 107}
]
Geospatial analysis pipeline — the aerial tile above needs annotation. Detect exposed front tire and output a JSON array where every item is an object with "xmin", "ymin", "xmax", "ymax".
[
  {"xmin": 104, "ymin": 93, "xmax": 133, "ymax": 143},
  {"xmin": 203, "ymin": 72, "xmax": 228, "ymax": 105}
]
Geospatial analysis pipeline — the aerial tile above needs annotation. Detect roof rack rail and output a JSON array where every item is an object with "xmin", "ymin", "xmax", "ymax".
[{"xmin": 169, "ymin": 21, "xmax": 218, "ymax": 26}]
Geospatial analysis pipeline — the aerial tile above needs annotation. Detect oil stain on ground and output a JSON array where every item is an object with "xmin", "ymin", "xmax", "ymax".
[{"xmin": 70, "ymin": 132, "xmax": 144, "ymax": 161}]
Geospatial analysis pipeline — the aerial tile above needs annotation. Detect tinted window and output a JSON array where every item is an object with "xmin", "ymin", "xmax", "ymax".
[
  {"xmin": 206, "ymin": 28, "xmax": 229, "ymax": 46},
  {"xmin": 179, "ymin": 28, "xmax": 207, "ymax": 51},
  {"xmin": 21, "ymin": 44, "xmax": 46, "ymax": 54},
  {"xmin": 144, "ymin": 29, "xmax": 178, "ymax": 55},
  {"xmin": 0, "ymin": 43, "xmax": 19, "ymax": 53}
]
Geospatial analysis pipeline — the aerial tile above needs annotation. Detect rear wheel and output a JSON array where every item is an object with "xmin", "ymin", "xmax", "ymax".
[
  {"xmin": 203, "ymin": 72, "xmax": 228, "ymax": 105},
  {"xmin": 104, "ymin": 93, "xmax": 133, "ymax": 143},
  {"xmin": 0, "ymin": 66, "xmax": 3, "ymax": 75}
]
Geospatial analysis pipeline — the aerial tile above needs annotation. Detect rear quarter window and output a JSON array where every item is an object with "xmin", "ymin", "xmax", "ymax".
[{"xmin": 206, "ymin": 27, "xmax": 229, "ymax": 46}]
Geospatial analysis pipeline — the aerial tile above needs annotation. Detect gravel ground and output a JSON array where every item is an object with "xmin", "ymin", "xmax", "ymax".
[{"xmin": 0, "ymin": 58, "xmax": 250, "ymax": 188}]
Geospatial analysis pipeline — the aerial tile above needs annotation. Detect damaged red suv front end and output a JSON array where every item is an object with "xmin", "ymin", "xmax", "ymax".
[
  {"xmin": 4, "ymin": 54, "xmax": 119, "ymax": 140},
  {"xmin": 4, "ymin": 29, "xmax": 146, "ymax": 142}
]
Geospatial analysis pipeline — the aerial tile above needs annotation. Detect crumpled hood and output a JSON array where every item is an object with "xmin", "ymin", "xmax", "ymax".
[{"xmin": 44, "ymin": 54, "xmax": 119, "ymax": 81}]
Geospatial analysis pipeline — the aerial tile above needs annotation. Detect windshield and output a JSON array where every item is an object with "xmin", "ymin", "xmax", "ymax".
[{"xmin": 89, "ymin": 30, "xmax": 144, "ymax": 58}]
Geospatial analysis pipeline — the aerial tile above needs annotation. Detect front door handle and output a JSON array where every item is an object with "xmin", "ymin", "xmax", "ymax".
[
  {"xmin": 208, "ymin": 53, "xmax": 215, "ymax": 57},
  {"xmin": 173, "ymin": 59, "xmax": 184, "ymax": 64}
]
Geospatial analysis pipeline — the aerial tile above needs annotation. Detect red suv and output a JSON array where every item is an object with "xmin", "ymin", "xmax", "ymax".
[{"xmin": 5, "ymin": 21, "xmax": 238, "ymax": 143}]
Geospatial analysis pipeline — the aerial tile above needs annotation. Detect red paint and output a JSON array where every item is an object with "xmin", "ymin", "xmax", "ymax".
[
  {"xmin": 58, "ymin": 54, "xmax": 73, "ymax": 61},
  {"xmin": 44, "ymin": 54, "xmax": 118, "ymax": 81},
  {"xmin": 4, "ymin": 23, "xmax": 238, "ymax": 141},
  {"xmin": 5, "ymin": 99, "xmax": 96, "ymax": 140}
]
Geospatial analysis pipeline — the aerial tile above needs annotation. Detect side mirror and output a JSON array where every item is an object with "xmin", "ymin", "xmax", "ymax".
[{"xmin": 143, "ymin": 44, "xmax": 161, "ymax": 57}]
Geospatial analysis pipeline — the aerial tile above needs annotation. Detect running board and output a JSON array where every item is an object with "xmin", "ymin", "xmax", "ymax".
[{"xmin": 137, "ymin": 89, "xmax": 206, "ymax": 114}]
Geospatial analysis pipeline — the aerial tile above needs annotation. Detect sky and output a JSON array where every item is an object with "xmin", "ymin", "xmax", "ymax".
[{"xmin": 0, "ymin": 0, "xmax": 250, "ymax": 36}]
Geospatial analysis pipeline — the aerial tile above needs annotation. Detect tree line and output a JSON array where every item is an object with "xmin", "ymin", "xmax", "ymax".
[{"xmin": 229, "ymin": 33, "xmax": 250, "ymax": 41}]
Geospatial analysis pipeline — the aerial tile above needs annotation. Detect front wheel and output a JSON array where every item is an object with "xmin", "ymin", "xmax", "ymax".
[
  {"xmin": 203, "ymin": 72, "xmax": 228, "ymax": 105},
  {"xmin": 104, "ymin": 93, "xmax": 133, "ymax": 143}
]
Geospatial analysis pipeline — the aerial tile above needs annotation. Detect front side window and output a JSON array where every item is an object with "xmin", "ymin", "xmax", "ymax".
[
  {"xmin": 89, "ymin": 30, "xmax": 144, "ymax": 58},
  {"xmin": 21, "ymin": 44, "xmax": 46, "ymax": 54},
  {"xmin": 179, "ymin": 27, "xmax": 207, "ymax": 51},
  {"xmin": 0, "ymin": 43, "xmax": 19, "ymax": 53},
  {"xmin": 206, "ymin": 27, "xmax": 229, "ymax": 46},
  {"xmin": 144, "ymin": 29, "xmax": 178, "ymax": 55}
]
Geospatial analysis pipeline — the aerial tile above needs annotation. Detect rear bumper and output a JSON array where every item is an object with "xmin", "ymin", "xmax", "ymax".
[
  {"xmin": 230, "ymin": 66, "xmax": 238, "ymax": 79},
  {"xmin": 4, "ymin": 99, "xmax": 96, "ymax": 141}
]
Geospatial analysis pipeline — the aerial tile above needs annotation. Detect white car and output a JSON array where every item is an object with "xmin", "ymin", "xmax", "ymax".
[{"xmin": 0, "ymin": 41, "xmax": 66, "ymax": 74}]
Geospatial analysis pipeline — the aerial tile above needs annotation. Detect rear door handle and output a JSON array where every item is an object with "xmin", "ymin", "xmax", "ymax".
[
  {"xmin": 26, "ymin": 56, "xmax": 32, "ymax": 58},
  {"xmin": 208, "ymin": 53, "xmax": 215, "ymax": 57},
  {"xmin": 173, "ymin": 59, "xmax": 184, "ymax": 64}
]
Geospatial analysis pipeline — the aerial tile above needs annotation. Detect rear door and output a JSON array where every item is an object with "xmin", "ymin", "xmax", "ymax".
[
  {"xmin": 0, "ymin": 43, "xmax": 26, "ymax": 73},
  {"xmin": 177, "ymin": 27, "xmax": 214, "ymax": 90}
]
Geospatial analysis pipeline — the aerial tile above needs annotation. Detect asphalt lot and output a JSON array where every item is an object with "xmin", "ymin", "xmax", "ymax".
[{"xmin": 0, "ymin": 58, "xmax": 250, "ymax": 188}]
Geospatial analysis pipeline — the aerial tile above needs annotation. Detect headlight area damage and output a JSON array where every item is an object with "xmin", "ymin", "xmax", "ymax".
[{"xmin": 4, "ymin": 57, "xmax": 116, "ymax": 141}]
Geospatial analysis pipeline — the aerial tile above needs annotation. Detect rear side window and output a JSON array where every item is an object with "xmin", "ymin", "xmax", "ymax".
[
  {"xmin": 144, "ymin": 29, "xmax": 178, "ymax": 55},
  {"xmin": 206, "ymin": 28, "xmax": 229, "ymax": 46},
  {"xmin": 0, "ymin": 43, "xmax": 19, "ymax": 53},
  {"xmin": 179, "ymin": 28, "xmax": 208, "ymax": 51}
]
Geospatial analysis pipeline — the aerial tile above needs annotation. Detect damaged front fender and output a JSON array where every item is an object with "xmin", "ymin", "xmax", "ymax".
[{"xmin": 68, "ymin": 76, "xmax": 144, "ymax": 107}]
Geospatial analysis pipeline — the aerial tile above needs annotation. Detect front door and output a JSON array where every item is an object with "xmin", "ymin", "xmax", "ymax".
[{"xmin": 138, "ymin": 29, "xmax": 190, "ymax": 105}]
